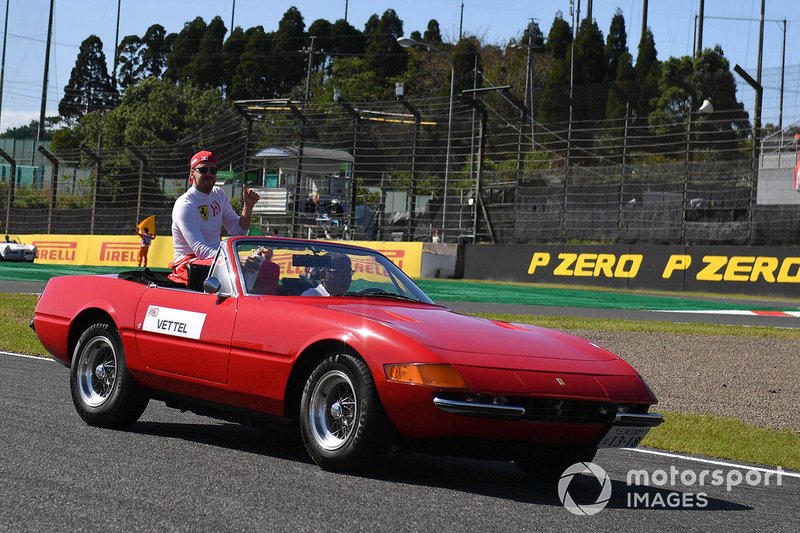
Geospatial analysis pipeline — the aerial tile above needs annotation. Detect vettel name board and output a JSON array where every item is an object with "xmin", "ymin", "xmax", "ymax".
[{"xmin": 463, "ymin": 244, "xmax": 800, "ymax": 297}]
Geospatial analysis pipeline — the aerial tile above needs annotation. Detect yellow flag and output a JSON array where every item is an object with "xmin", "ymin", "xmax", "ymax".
[{"xmin": 137, "ymin": 215, "xmax": 156, "ymax": 235}]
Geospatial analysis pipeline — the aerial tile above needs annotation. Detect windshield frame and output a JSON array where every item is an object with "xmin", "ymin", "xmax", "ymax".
[{"xmin": 229, "ymin": 237, "xmax": 435, "ymax": 304}]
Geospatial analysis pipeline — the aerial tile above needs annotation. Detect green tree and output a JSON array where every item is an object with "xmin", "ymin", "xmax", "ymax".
[
  {"xmin": 546, "ymin": 12, "xmax": 572, "ymax": 60},
  {"xmin": 649, "ymin": 46, "xmax": 749, "ymax": 155},
  {"xmin": 140, "ymin": 24, "xmax": 172, "ymax": 79},
  {"xmin": 59, "ymin": 35, "xmax": 120, "ymax": 121},
  {"xmin": 573, "ymin": 18, "xmax": 607, "ymax": 122},
  {"xmin": 423, "ymin": 19, "xmax": 442, "ymax": 43},
  {"xmin": 538, "ymin": 14, "xmax": 572, "ymax": 123},
  {"xmin": 191, "ymin": 16, "xmax": 227, "ymax": 89},
  {"xmin": 453, "ymin": 37, "xmax": 481, "ymax": 94},
  {"xmin": 331, "ymin": 19, "xmax": 365, "ymax": 55},
  {"xmin": 272, "ymin": 7, "xmax": 306, "ymax": 96},
  {"xmin": 1, "ymin": 118, "xmax": 58, "ymax": 139},
  {"xmin": 223, "ymin": 26, "xmax": 249, "ymax": 96},
  {"xmin": 52, "ymin": 77, "xmax": 228, "ymax": 149},
  {"xmin": 522, "ymin": 20, "xmax": 545, "ymax": 49},
  {"xmin": 165, "ymin": 17, "xmax": 207, "ymax": 83},
  {"xmin": 605, "ymin": 8, "xmax": 628, "ymax": 83},
  {"xmin": 606, "ymin": 51, "xmax": 635, "ymax": 120},
  {"xmin": 230, "ymin": 27, "xmax": 273, "ymax": 100},
  {"xmin": 308, "ymin": 18, "xmax": 334, "ymax": 74},
  {"xmin": 364, "ymin": 9, "xmax": 406, "ymax": 80},
  {"xmin": 116, "ymin": 35, "xmax": 143, "ymax": 91},
  {"xmin": 635, "ymin": 27, "xmax": 660, "ymax": 118}
]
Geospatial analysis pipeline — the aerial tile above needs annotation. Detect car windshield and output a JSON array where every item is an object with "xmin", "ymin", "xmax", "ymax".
[{"xmin": 233, "ymin": 238, "xmax": 435, "ymax": 303}]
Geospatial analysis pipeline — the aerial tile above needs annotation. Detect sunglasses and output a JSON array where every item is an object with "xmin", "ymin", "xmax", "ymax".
[{"xmin": 194, "ymin": 166, "xmax": 218, "ymax": 175}]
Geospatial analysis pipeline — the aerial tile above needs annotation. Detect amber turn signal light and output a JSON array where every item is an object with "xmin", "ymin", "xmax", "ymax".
[{"xmin": 384, "ymin": 364, "xmax": 468, "ymax": 389}]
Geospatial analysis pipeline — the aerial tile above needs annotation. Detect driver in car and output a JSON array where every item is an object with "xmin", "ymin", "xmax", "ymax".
[{"xmin": 301, "ymin": 253, "xmax": 353, "ymax": 296}]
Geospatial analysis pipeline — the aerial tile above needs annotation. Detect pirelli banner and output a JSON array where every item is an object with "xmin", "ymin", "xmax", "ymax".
[
  {"xmin": 463, "ymin": 244, "xmax": 800, "ymax": 297},
  {"xmin": 21, "ymin": 234, "xmax": 424, "ymax": 278}
]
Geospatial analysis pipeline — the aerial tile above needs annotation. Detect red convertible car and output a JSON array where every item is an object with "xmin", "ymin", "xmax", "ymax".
[{"xmin": 32, "ymin": 236, "xmax": 663, "ymax": 476}]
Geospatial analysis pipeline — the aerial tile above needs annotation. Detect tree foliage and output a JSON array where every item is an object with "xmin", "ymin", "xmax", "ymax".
[{"xmin": 59, "ymin": 35, "xmax": 120, "ymax": 121}]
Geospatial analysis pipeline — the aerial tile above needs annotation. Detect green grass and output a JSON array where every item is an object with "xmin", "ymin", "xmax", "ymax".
[
  {"xmin": 4, "ymin": 293, "xmax": 797, "ymax": 469},
  {"xmin": 469, "ymin": 312, "xmax": 800, "ymax": 338},
  {"xmin": 0, "ymin": 293, "xmax": 46, "ymax": 356},
  {"xmin": 644, "ymin": 411, "xmax": 800, "ymax": 470}
]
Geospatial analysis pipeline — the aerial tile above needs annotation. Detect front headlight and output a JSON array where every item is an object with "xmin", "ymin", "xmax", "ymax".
[{"xmin": 384, "ymin": 363, "xmax": 468, "ymax": 389}]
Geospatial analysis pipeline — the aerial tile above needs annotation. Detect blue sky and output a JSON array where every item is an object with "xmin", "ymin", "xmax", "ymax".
[{"xmin": 1, "ymin": 0, "xmax": 799, "ymax": 132}]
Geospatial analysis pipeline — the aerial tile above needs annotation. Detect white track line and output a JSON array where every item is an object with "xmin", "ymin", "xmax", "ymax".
[
  {"xmin": 625, "ymin": 447, "xmax": 800, "ymax": 478},
  {"xmin": 0, "ymin": 351, "xmax": 53, "ymax": 361}
]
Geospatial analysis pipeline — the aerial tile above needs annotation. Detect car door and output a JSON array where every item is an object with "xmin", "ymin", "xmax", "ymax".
[{"xmin": 134, "ymin": 251, "xmax": 237, "ymax": 384}]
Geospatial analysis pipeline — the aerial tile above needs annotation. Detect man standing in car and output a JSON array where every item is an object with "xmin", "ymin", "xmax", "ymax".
[{"xmin": 169, "ymin": 150, "xmax": 260, "ymax": 285}]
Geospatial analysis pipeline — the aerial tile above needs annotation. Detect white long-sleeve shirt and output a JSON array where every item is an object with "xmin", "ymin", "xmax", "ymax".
[{"xmin": 171, "ymin": 186, "xmax": 246, "ymax": 261}]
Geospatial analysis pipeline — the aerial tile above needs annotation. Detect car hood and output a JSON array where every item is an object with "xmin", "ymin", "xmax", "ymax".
[{"xmin": 323, "ymin": 302, "xmax": 617, "ymax": 363}]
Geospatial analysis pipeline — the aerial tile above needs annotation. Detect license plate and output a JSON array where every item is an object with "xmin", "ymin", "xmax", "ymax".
[{"xmin": 597, "ymin": 426, "xmax": 651, "ymax": 448}]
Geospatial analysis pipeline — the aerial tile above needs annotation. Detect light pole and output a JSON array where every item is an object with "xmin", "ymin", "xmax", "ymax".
[{"xmin": 397, "ymin": 36, "xmax": 455, "ymax": 242}]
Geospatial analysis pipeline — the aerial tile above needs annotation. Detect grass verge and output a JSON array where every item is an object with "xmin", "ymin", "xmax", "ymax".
[
  {"xmin": 4, "ymin": 293, "xmax": 797, "ymax": 469},
  {"xmin": 644, "ymin": 411, "xmax": 800, "ymax": 470},
  {"xmin": 0, "ymin": 293, "xmax": 46, "ymax": 355},
  {"xmin": 470, "ymin": 312, "xmax": 800, "ymax": 338}
]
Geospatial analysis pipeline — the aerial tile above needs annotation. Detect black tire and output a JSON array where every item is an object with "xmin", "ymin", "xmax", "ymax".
[
  {"xmin": 70, "ymin": 322, "xmax": 148, "ymax": 428},
  {"xmin": 299, "ymin": 353, "xmax": 392, "ymax": 472},
  {"xmin": 515, "ymin": 447, "xmax": 597, "ymax": 479}
]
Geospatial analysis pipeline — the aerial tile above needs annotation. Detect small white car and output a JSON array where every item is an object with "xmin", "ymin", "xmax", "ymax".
[{"xmin": 0, "ymin": 236, "xmax": 37, "ymax": 262}]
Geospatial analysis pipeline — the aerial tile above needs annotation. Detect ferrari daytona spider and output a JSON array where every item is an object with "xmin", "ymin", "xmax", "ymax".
[{"xmin": 32, "ymin": 236, "xmax": 663, "ymax": 476}]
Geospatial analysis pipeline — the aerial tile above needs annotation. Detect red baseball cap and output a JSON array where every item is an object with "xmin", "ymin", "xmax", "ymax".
[{"xmin": 190, "ymin": 150, "xmax": 217, "ymax": 169}]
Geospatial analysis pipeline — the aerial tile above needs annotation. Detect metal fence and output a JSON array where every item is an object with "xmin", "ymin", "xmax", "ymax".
[{"xmin": 2, "ymin": 93, "xmax": 799, "ymax": 246}]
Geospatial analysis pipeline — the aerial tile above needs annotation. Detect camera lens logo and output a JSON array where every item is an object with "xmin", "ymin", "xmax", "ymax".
[{"xmin": 558, "ymin": 462, "xmax": 612, "ymax": 516}]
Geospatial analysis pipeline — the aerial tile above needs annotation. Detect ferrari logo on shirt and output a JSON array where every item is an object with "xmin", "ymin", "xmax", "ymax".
[{"xmin": 198, "ymin": 205, "xmax": 209, "ymax": 221}]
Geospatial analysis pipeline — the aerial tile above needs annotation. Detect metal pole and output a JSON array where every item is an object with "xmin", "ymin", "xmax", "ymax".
[
  {"xmin": 696, "ymin": 0, "xmax": 705, "ymax": 55},
  {"xmin": 231, "ymin": 0, "xmax": 236, "ymax": 32},
  {"xmin": 682, "ymin": 99, "xmax": 693, "ymax": 244},
  {"xmin": 36, "ymin": 0, "xmax": 55, "ymax": 158},
  {"xmin": 127, "ymin": 147, "xmax": 147, "ymax": 228},
  {"xmin": 618, "ymin": 101, "xmax": 629, "ymax": 243},
  {"xmin": 0, "ymin": 0, "xmax": 10, "ymax": 131},
  {"xmin": 779, "ymin": 19, "xmax": 786, "ymax": 130},
  {"xmin": 564, "ymin": 0, "xmax": 576, "ymax": 242},
  {"xmin": 442, "ymin": 60, "xmax": 455, "ymax": 242},
  {"xmin": 350, "ymin": 115, "xmax": 358, "ymax": 238},
  {"xmin": 81, "ymin": 147, "xmax": 101, "ymax": 235},
  {"xmin": 37, "ymin": 146, "xmax": 59, "ymax": 234},
  {"xmin": 0, "ymin": 147, "xmax": 15, "ymax": 233},
  {"xmin": 304, "ymin": 36, "xmax": 316, "ymax": 108},
  {"xmin": 112, "ymin": 0, "xmax": 122, "ymax": 82}
]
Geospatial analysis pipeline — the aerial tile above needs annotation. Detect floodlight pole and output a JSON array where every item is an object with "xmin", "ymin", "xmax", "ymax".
[{"xmin": 397, "ymin": 37, "xmax": 455, "ymax": 242}]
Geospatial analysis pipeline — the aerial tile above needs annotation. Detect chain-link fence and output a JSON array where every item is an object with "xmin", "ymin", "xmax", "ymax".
[{"xmin": 2, "ymin": 94, "xmax": 799, "ymax": 245}]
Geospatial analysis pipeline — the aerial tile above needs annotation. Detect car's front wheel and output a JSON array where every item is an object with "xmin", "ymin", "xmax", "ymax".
[
  {"xmin": 70, "ymin": 321, "xmax": 148, "ymax": 428},
  {"xmin": 299, "ymin": 353, "xmax": 392, "ymax": 472}
]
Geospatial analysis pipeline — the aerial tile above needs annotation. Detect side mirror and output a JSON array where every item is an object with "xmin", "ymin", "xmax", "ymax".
[{"xmin": 203, "ymin": 277, "xmax": 221, "ymax": 294}]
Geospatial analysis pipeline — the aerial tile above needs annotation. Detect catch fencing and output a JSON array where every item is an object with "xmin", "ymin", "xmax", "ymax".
[{"xmin": 1, "ymin": 94, "xmax": 799, "ymax": 246}]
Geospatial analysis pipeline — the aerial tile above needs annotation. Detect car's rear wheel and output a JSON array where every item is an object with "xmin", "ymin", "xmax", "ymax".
[
  {"xmin": 514, "ymin": 447, "xmax": 597, "ymax": 478},
  {"xmin": 299, "ymin": 353, "xmax": 391, "ymax": 472},
  {"xmin": 70, "ymin": 321, "xmax": 148, "ymax": 428}
]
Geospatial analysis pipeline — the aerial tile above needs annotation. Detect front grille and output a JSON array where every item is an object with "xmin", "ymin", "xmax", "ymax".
[
  {"xmin": 436, "ymin": 392, "xmax": 635, "ymax": 424},
  {"xmin": 519, "ymin": 397, "xmax": 617, "ymax": 424}
]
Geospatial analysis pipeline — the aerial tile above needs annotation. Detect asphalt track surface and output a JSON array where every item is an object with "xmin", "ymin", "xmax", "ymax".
[{"xmin": 2, "ymin": 353, "xmax": 798, "ymax": 532}]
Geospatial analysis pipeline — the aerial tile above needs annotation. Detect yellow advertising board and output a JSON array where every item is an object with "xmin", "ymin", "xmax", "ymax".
[{"xmin": 20, "ymin": 235, "xmax": 424, "ymax": 278}]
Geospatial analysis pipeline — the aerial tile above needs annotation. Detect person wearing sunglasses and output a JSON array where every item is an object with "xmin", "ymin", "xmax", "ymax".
[
  {"xmin": 168, "ymin": 150, "xmax": 261, "ymax": 285},
  {"xmin": 301, "ymin": 253, "xmax": 354, "ymax": 296}
]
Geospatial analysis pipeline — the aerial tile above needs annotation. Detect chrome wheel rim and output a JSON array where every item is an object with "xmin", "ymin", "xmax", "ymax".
[
  {"xmin": 76, "ymin": 336, "xmax": 118, "ymax": 407},
  {"xmin": 308, "ymin": 370, "xmax": 358, "ymax": 451}
]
